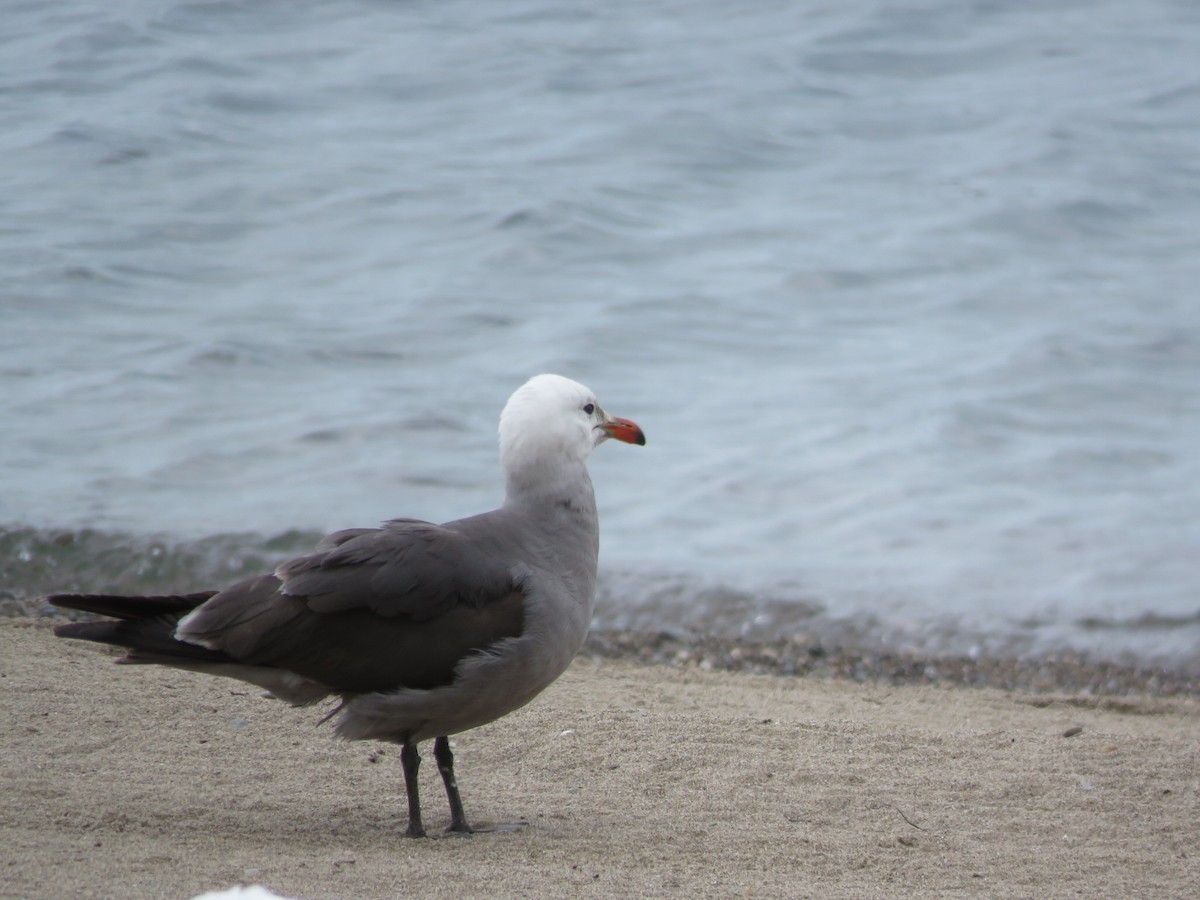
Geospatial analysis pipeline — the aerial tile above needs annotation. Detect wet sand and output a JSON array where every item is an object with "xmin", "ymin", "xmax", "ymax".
[{"xmin": 3, "ymin": 618, "xmax": 1197, "ymax": 898}]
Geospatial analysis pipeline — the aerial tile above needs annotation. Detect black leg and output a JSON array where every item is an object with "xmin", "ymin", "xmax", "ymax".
[
  {"xmin": 434, "ymin": 735, "xmax": 471, "ymax": 833},
  {"xmin": 400, "ymin": 741, "xmax": 426, "ymax": 838}
]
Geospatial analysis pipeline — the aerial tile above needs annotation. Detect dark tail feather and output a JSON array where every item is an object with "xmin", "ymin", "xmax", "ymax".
[
  {"xmin": 51, "ymin": 592, "xmax": 233, "ymax": 666},
  {"xmin": 48, "ymin": 591, "xmax": 217, "ymax": 620}
]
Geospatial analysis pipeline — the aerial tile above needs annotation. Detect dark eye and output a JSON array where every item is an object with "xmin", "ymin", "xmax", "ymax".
[{"xmin": 583, "ymin": 403, "xmax": 595, "ymax": 415}]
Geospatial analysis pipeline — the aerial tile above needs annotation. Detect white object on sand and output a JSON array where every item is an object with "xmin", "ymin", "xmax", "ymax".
[{"xmin": 191, "ymin": 887, "xmax": 296, "ymax": 900}]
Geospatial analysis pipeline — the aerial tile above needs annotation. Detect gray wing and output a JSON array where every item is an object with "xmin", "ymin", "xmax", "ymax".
[
  {"xmin": 279, "ymin": 519, "xmax": 513, "ymax": 618},
  {"xmin": 178, "ymin": 519, "xmax": 525, "ymax": 693}
]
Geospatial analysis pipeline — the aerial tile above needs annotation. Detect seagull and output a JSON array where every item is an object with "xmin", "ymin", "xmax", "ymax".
[{"xmin": 50, "ymin": 374, "xmax": 645, "ymax": 837}]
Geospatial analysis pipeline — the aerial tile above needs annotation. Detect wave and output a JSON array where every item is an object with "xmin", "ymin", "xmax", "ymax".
[{"xmin": 0, "ymin": 526, "xmax": 319, "ymax": 617}]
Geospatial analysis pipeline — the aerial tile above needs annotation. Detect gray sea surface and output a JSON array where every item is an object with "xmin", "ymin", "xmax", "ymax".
[{"xmin": 3, "ymin": 0, "xmax": 1199, "ymax": 669}]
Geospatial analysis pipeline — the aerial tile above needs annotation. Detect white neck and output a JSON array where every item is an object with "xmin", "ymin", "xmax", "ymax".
[{"xmin": 504, "ymin": 454, "xmax": 595, "ymax": 511}]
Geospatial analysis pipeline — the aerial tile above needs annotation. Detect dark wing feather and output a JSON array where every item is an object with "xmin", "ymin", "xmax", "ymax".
[
  {"xmin": 49, "ymin": 592, "xmax": 233, "ymax": 665},
  {"xmin": 48, "ymin": 592, "xmax": 218, "ymax": 620},
  {"xmin": 55, "ymin": 617, "xmax": 234, "ymax": 666},
  {"xmin": 177, "ymin": 519, "xmax": 526, "ymax": 692},
  {"xmin": 234, "ymin": 589, "xmax": 525, "ymax": 692}
]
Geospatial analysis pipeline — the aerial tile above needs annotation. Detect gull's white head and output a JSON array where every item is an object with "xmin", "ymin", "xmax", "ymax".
[{"xmin": 498, "ymin": 374, "xmax": 645, "ymax": 494}]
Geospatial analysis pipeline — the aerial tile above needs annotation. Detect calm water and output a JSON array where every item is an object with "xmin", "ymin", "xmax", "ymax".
[{"xmin": 3, "ymin": 0, "xmax": 1199, "ymax": 669}]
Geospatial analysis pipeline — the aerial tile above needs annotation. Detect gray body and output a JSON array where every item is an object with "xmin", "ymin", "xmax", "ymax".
[{"xmin": 174, "ymin": 493, "xmax": 599, "ymax": 744}]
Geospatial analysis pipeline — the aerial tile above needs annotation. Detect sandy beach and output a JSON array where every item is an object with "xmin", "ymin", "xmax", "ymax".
[{"xmin": 2, "ymin": 617, "xmax": 1197, "ymax": 898}]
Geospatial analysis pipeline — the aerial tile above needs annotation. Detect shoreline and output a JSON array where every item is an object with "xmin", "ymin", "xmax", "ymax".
[
  {"xmin": 13, "ymin": 602, "xmax": 1200, "ymax": 699},
  {"xmin": 3, "ymin": 617, "xmax": 1199, "ymax": 898},
  {"xmin": 583, "ymin": 629, "xmax": 1200, "ymax": 698},
  {"xmin": 6, "ymin": 523, "xmax": 1198, "ymax": 692}
]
